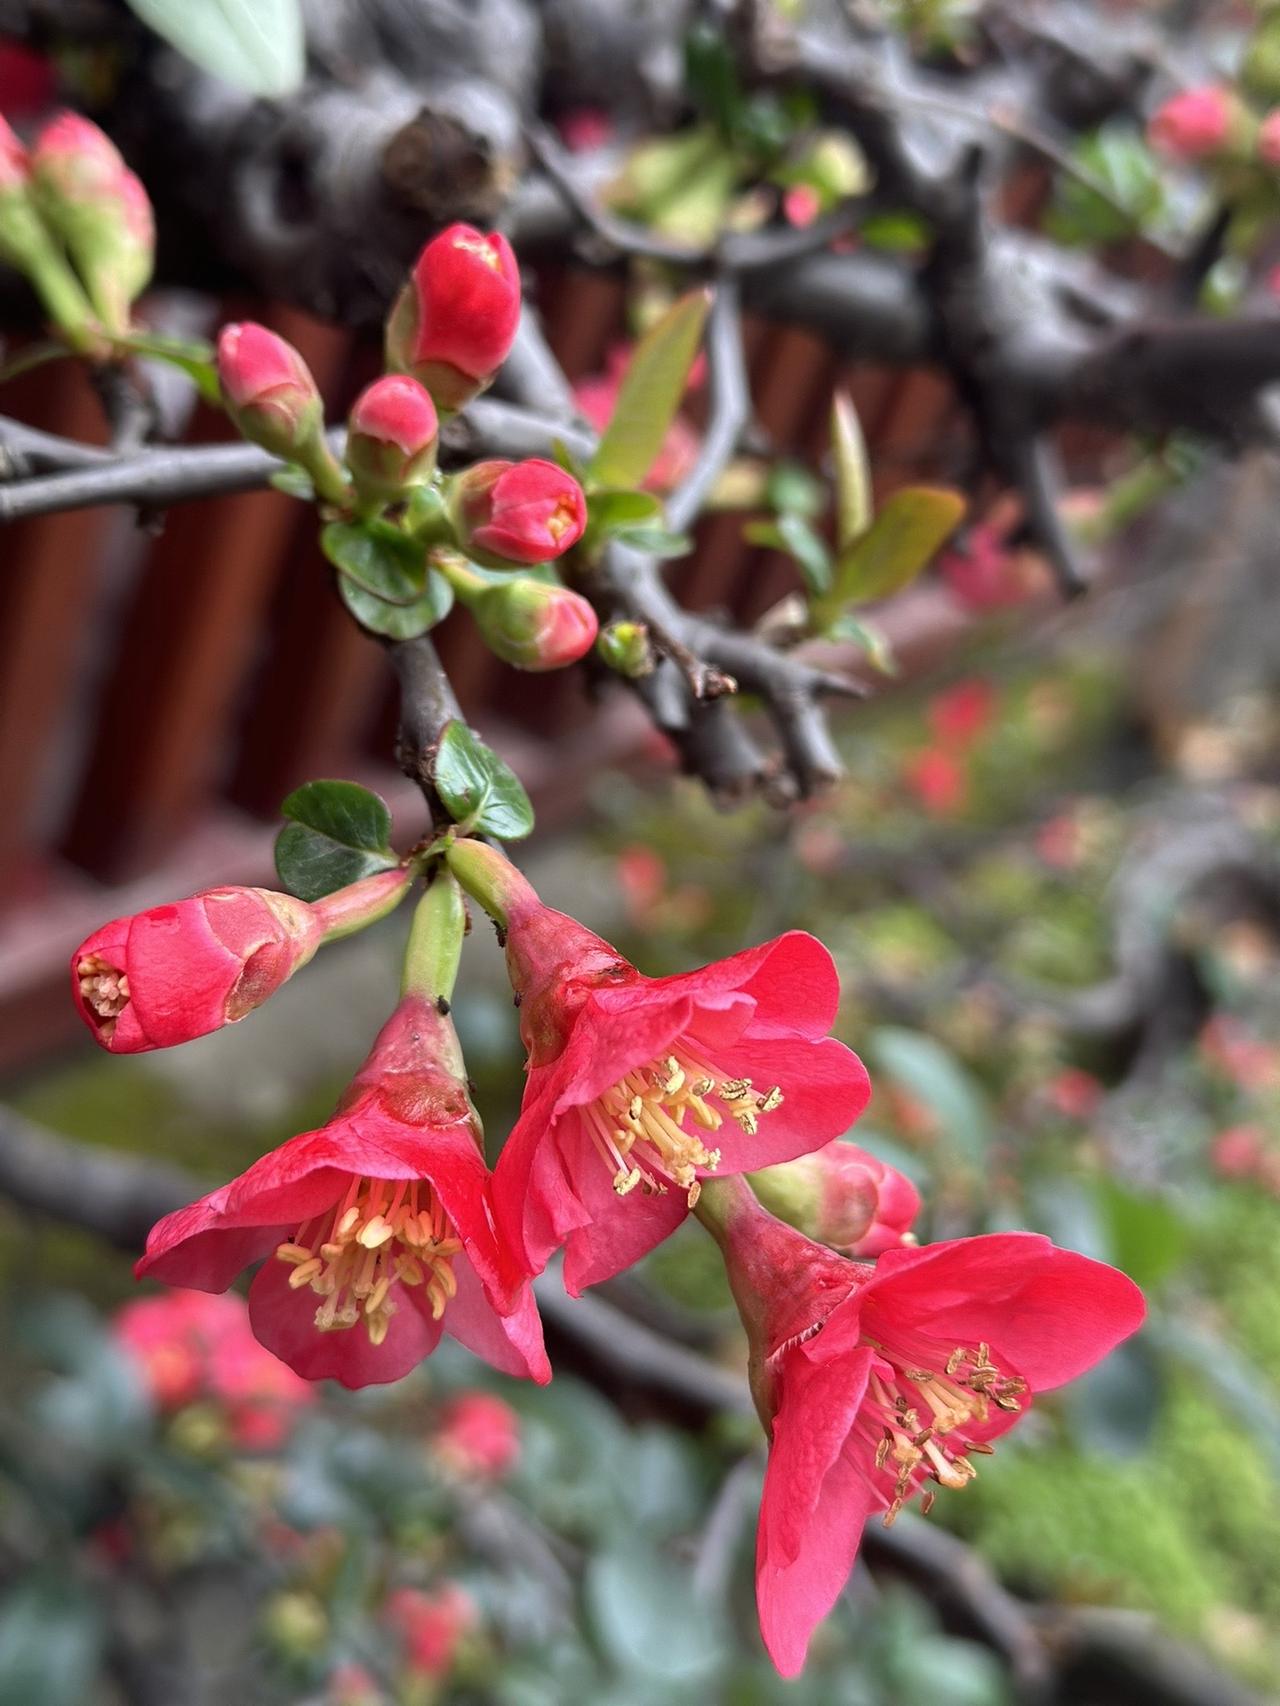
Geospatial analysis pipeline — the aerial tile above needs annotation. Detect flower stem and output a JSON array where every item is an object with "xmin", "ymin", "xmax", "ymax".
[
  {"xmin": 401, "ymin": 868, "xmax": 466, "ymax": 1002},
  {"xmin": 445, "ymin": 837, "xmax": 539, "ymax": 927},
  {"xmin": 311, "ymin": 866, "xmax": 413, "ymax": 941}
]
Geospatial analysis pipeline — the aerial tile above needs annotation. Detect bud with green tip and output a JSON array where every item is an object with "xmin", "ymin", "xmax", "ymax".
[
  {"xmin": 217, "ymin": 321, "xmax": 351, "ymax": 506},
  {"xmin": 29, "ymin": 111, "xmax": 154, "ymax": 337},
  {"xmin": 0, "ymin": 113, "xmax": 100, "ymax": 351},
  {"xmin": 596, "ymin": 620, "xmax": 654, "ymax": 678},
  {"xmin": 435, "ymin": 552, "xmax": 598, "ymax": 671},
  {"xmin": 749, "ymin": 1140, "xmax": 920, "ymax": 1258},
  {"xmin": 345, "ymin": 374, "xmax": 439, "ymax": 505}
]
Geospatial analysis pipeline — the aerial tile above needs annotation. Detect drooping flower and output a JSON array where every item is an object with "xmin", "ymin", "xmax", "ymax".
[
  {"xmin": 446, "ymin": 839, "xmax": 871, "ymax": 1293},
  {"xmin": 431, "ymin": 1390, "xmax": 521, "ymax": 1479},
  {"xmin": 136, "ymin": 994, "xmax": 550, "ymax": 1389},
  {"xmin": 700, "ymin": 1178, "xmax": 1145, "ymax": 1677},
  {"xmin": 72, "ymin": 867, "xmax": 411, "ymax": 1053},
  {"xmin": 750, "ymin": 1140, "xmax": 920, "ymax": 1257}
]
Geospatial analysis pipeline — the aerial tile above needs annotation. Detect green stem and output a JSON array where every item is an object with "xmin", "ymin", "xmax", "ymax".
[
  {"xmin": 400, "ymin": 869, "xmax": 466, "ymax": 1002},
  {"xmin": 692, "ymin": 1173, "xmax": 758, "ymax": 1245},
  {"xmin": 298, "ymin": 432, "xmax": 354, "ymax": 509},
  {"xmin": 445, "ymin": 836, "xmax": 539, "ymax": 927},
  {"xmin": 430, "ymin": 549, "xmax": 489, "ymax": 605},
  {"xmin": 310, "ymin": 866, "xmax": 413, "ymax": 941}
]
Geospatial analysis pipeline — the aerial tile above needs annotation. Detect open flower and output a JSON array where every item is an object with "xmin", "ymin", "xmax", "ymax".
[
  {"xmin": 700, "ymin": 1179, "xmax": 1145, "ymax": 1677},
  {"xmin": 446, "ymin": 840, "xmax": 870, "ymax": 1293},
  {"xmin": 136, "ymin": 995, "xmax": 549, "ymax": 1389}
]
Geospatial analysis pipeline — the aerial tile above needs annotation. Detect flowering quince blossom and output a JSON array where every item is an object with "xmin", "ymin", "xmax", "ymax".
[
  {"xmin": 449, "ymin": 457, "xmax": 587, "ymax": 567},
  {"xmin": 384, "ymin": 1582, "xmax": 476, "ymax": 1679},
  {"xmin": 431, "ymin": 1389, "xmax": 522, "ymax": 1479},
  {"xmin": 136, "ymin": 992, "xmax": 549, "ymax": 1389},
  {"xmin": 445, "ymin": 839, "xmax": 871, "ymax": 1294},
  {"xmin": 700, "ymin": 1178, "xmax": 1145, "ymax": 1677},
  {"xmin": 751, "ymin": 1139, "xmax": 921, "ymax": 1257},
  {"xmin": 385, "ymin": 222, "xmax": 521, "ymax": 410},
  {"xmin": 72, "ymin": 867, "xmax": 411, "ymax": 1052}
]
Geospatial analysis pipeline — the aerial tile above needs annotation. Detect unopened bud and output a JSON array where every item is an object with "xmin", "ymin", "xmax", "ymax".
[
  {"xmin": 1147, "ymin": 86, "xmax": 1240, "ymax": 161},
  {"xmin": 30, "ymin": 111, "xmax": 153, "ymax": 335},
  {"xmin": 448, "ymin": 457, "xmax": 587, "ymax": 567},
  {"xmin": 0, "ymin": 113, "xmax": 100, "ymax": 350},
  {"xmin": 596, "ymin": 620, "xmax": 654, "ymax": 677},
  {"xmin": 218, "ymin": 322, "xmax": 323, "ymax": 453},
  {"xmin": 385, "ymin": 223, "xmax": 521, "ymax": 411},
  {"xmin": 468, "ymin": 575, "xmax": 598, "ymax": 671},
  {"xmin": 346, "ymin": 374, "xmax": 439, "ymax": 504},
  {"xmin": 749, "ymin": 1141, "xmax": 920, "ymax": 1258}
]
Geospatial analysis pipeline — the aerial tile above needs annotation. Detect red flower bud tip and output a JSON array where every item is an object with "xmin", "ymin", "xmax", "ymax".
[
  {"xmin": 751, "ymin": 1141, "xmax": 921, "ymax": 1257},
  {"xmin": 470, "ymin": 576, "xmax": 598, "ymax": 671},
  {"xmin": 431, "ymin": 1390, "xmax": 521, "ymax": 1479},
  {"xmin": 384, "ymin": 1583, "xmax": 476, "ymax": 1679},
  {"xmin": 217, "ymin": 321, "xmax": 327, "ymax": 457},
  {"xmin": 71, "ymin": 867, "xmax": 410, "ymax": 1053},
  {"xmin": 1147, "ymin": 86, "xmax": 1233, "ymax": 160},
  {"xmin": 444, "ymin": 839, "xmax": 871, "ymax": 1293},
  {"xmin": 385, "ymin": 222, "xmax": 521, "ymax": 411},
  {"xmin": 450, "ymin": 458, "xmax": 587, "ymax": 566},
  {"xmin": 346, "ymin": 374, "xmax": 439, "ymax": 502},
  {"xmin": 136, "ymin": 993, "xmax": 550, "ymax": 1389},
  {"xmin": 1259, "ymin": 110, "xmax": 1280, "ymax": 168},
  {"xmin": 698, "ymin": 1178, "xmax": 1146, "ymax": 1677},
  {"xmin": 30, "ymin": 110, "xmax": 153, "ymax": 332}
]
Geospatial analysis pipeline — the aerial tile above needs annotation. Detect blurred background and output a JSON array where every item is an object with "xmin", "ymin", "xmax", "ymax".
[{"xmin": 4, "ymin": 1, "xmax": 1280, "ymax": 1703}]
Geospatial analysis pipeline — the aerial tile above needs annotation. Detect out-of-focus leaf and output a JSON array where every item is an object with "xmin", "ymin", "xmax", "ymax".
[
  {"xmin": 860, "ymin": 210, "xmax": 932, "ymax": 251},
  {"xmin": 765, "ymin": 460, "xmax": 825, "ymax": 520},
  {"xmin": 831, "ymin": 391, "xmax": 872, "ymax": 548},
  {"xmin": 124, "ymin": 0, "xmax": 304, "ymax": 95},
  {"xmin": 744, "ymin": 512, "xmax": 832, "ymax": 598},
  {"xmin": 0, "ymin": 1579, "xmax": 102, "ymax": 1706},
  {"xmin": 684, "ymin": 22, "xmax": 743, "ymax": 139},
  {"xmin": 590, "ymin": 291, "xmax": 711, "ymax": 490},
  {"xmin": 813, "ymin": 486, "xmax": 964, "ymax": 626},
  {"xmin": 826, "ymin": 613, "xmax": 897, "ymax": 674},
  {"xmin": 1152, "ymin": 1318, "xmax": 1280, "ymax": 1475},
  {"xmin": 275, "ymin": 779, "xmax": 398, "ymax": 901},
  {"xmin": 870, "ymin": 1027, "xmax": 993, "ymax": 1170},
  {"xmin": 586, "ymin": 1545, "xmax": 725, "ymax": 1682},
  {"xmin": 115, "ymin": 329, "xmax": 220, "ymax": 402},
  {"xmin": 1064, "ymin": 1336, "xmax": 1162, "ymax": 1457},
  {"xmin": 1094, "ymin": 1178, "xmax": 1189, "ymax": 1290},
  {"xmin": 433, "ymin": 720, "xmax": 534, "ymax": 839},
  {"xmin": 1043, "ymin": 123, "xmax": 1164, "ymax": 247},
  {"xmin": 269, "ymin": 463, "xmax": 315, "ymax": 500}
]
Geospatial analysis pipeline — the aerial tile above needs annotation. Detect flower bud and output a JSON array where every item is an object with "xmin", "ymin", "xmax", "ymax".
[
  {"xmin": 750, "ymin": 1141, "xmax": 920, "ymax": 1257},
  {"xmin": 385, "ymin": 223, "xmax": 521, "ymax": 410},
  {"xmin": 345, "ymin": 374, "xmax": 439, "ymax": 503},
  {"xmin": 71, "ymin": 868, "xmax": 410, "ymax": 1053},
  {"xmin": 29, "ymin": 111, "xmax": 153, "ymax": 335},
  {"xmin": 596, "ymin": 619, "xmax": 655, "ymax": 677},
  {"xmin": 468, "ymin": 575, "xmax": 598, "ymax": 671},
  {"xmin": 217, "ymin": 322, "xmax": 325, "ymax": 456},
  {"xmin": 1147, "ymin": 86, "xmax": 1236, "ymax": 161},
  {"xmin": 1259, "ymin": 110, "xmax": 1280, "ymax": 169},
  {"xmin": 449, "ymin": 458, "xmax": 587, "ymax": 566},
  {"xmin": 431, "ymin": 1391, "xmax": 521, "ymax": 1479}
]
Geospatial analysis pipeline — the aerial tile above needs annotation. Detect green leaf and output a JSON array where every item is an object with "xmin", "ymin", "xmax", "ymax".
[
  {"xmin": 1094, "ymin": 1178, "xmax": 1189, "ymax": 1291},
  {"xmin": 827, "ymin": 612, "xmax": 897, "ymax": 674},
  {"xmin": 590, "ymin": 290, "xmax": 711, "ymax": 490},
  {"xmin": 586, "ymin": 1545, "xmax": 725, "ymax": 1682},
  {"xmin": 684, "ymin": 22, "xmax": 744, "ymax": 140},
  {"xmin": 861, "ymin": 210, "xmax": 932, "ymax": 252},
  {"xmin": 831, "ymin": 391, "xmax": 872, "ymax": 548},
  {"xmin": 582, "ymin": 488, "xmax": 665, "ymax": 555},
  {"xmin": 764, "ymin": 459, "xmax": 825, "ymax": 519},
  {"xmin": 0, "ymin": 1580, "xmax": 102, "ymax": 1706},
  {"xmin": 275, "ymin": 779, "xmax": 398, "ymax": 901},
  {"xmin": 269, "ymin": 463, "xmax": 315, "ymax": 500},
  {"xmin": 745, "ymin": 511, "xmax": 832, "ymax": 597},
  {"xmin": 609, "ymin": 525, "xmax": 692, "ymax": 559},
  {"xmin": 1043, "ymin": 123, "xmax": 1164, "ymax": 248},
  {"xmin": 0, "ymin": 340, "xmax": 73, "ymax": 386},
  {"xmin": 433, "ymin": 721, "xmax": 534, "ymax": 839},
  {"xmin": 870, "ymin": 1026, "xmax": 993, "ymax": 1172},
  {"xmin": 124, "ymin": 0, "xmax": 304, "ymax": 96},
  {"xmin": 114, "ymin": 329, "xmax": 220, "ymax": 403},
  {"xmin": 321, "ymin": 520, "xmax": 453, "ymax": 639},
  {"xmin": 814, "ymin": 485, "xmax": 963, "ymax": 625}
]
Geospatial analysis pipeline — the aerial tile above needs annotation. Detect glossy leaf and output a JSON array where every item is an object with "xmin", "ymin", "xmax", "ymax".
[
  {"xmin": 275, "ymin": 779, "xmax": 397, "ymax": 902},
  {"xmin": 322, "ymin": 520, "xmax": 453, "ymax": 639},
  {"xmin": 813, "ymin": 485, "xmax": 963, "ymax": 625},
  {"xmin": 831, "ymin": 391, "xmax": 872, "ymax": 548},
  {"xmin": 433, "ymin": 720, "xmax": 534, "ymax": 840},
  {"xmin": 124, "ymin": 0, "xmax": 304, "ymax": 96},
  {"xmin": 590, "ymin": 291, "xmax": 711, "ymax": 490}
]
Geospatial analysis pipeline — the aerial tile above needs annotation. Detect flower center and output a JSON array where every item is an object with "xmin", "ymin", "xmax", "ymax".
[
  {"xmin": 861, "ymin": 1340, "xmax": 1027, "ymax": 1527},
  {"xmin": 275, "ymin": 1178, "xmax": 461, "ymax": 1347},
  {"xmin": 77, "ymin": 953, "xmax": 130, "ymax": 1034},
  {"xmin": 545, "ymin": 497, "xmax": 578, "ymax": 542},
  {"xmin": 585, "ymin": 1046, "xmax": 783, "ymax": 1208}
]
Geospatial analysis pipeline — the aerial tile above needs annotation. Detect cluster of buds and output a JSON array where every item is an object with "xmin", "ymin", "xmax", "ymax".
[
  {"xmin": 0, "ymin": 109, "xmax": 153, "ymax": 349},
  {"xmin": 1148, "ymin": 82, "xmax": 1280, "ymax": 176}
]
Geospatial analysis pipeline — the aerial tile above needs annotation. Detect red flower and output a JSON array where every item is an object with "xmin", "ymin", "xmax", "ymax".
[
  {"xmin": 938, "ymin": 520, "xmax": 1026, "ymax": 611},
  {"xmin": 450, "ymin": 457, "xmax": 587, "ymax": 566},
  {"xmin": 431, "ymin": 1390, "xmax": 521, "ymax": 1479},
  {"xmin": 136, "ymin": 995, "xmax": 550, "ymax": 1389},
  {"xmin": 752, "ymin": 1140, "xmax": 920, "ymax": 1257},
  {"xmin": 345, "ymin": 374, "xmax": 439, "ymax": 501},
  {"xmin": 1147, "ymin": 86, "xmax": 1233, "ymax": 161},
  {"xmin": 903, "ymin": 747, "xmax": 966, "ymax": 816},
  {"xmin": 703, "ymin": 1183, "xmax": 1145, "ymax": 1676},
  {"xmin": 384, "ymin": 1582, "xmax": 476, "ymax": 1679},
  {"xmin": 72, "ymin": 868, "xmax": 410, "ymax": 1053},
  {"xmin": 447, "ymin": 841, "xmax": 870, "ymax": 1294},
  {"xmin": 927, "ymin": 678, "xmax": 996, "ymax": 751},
  {"xmin": 467, "ymin": 575, "xmax": 598, "ymax": 670},
  {"xmin": 385, "ymin": 223, "xmax": 521, "ymax": 410}
]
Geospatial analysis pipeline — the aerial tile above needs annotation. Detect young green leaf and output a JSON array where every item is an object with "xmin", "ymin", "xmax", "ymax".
[
  {"xmin": 114, "ymin": 330, "xmax": 220, "ymax": 403},
  {"xmin": 826, "ymin": 613, "xmax": 897, "ymax": 674},
  {"xmin": 812, "ymin": 486, "xmax": 964, "ymax": 626},
  {"xmin": 322, "ymin": 520, "xmax": 453, "ymax": 639},
  {"xmin": 581, "ymin": 488, "xmax": 665, "ymax": 554},
  {"xmin": 745, "ymin": 512, "xmax": 832, "ymax": 598},
  {"xmin": 275, "ymin": 779, "xmax": 398, "ymax": 901},
  {"xmin": 433, "ymin": 720, "xmax": 534, "ymax": 840},
  {"xmin": 124, "ymin": 0, "xmax": 304, "ymax": 96},
  {"xmin": 831, "ymin": 391, "xmax": 872, "ymax": 548},
  {"xmin": 589, "ymin": 290, "xmax": 711, "ymax": 491}
]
